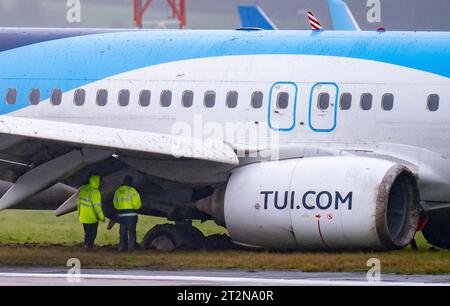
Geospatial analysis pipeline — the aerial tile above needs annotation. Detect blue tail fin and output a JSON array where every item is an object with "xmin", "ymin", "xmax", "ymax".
[
  {"xmin": 237, "ymin": 5, "xmax": 277, "ymax": 30},
  {"xmin": 327, "ymin": 0, "xmax": 361, "ymax": 31}
]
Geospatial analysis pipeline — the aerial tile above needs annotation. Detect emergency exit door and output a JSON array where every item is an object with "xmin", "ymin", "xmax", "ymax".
[
  {"xmin": 309, "ymin": 82, "xmax": 338, "ymax": 132},
  {"xmin": 268, "ymin": 82, "xmax": 298, "ymax": 131}
]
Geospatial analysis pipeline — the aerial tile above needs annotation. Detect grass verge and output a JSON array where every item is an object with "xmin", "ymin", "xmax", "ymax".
[{"xmin": 0, "ymin": 210, "xmax": 449, "ymax": 274}]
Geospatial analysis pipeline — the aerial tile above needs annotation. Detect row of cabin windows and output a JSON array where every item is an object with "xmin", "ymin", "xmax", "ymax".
[
  {"xmin": 4, "ymin": 88, "xmax": 442, "ymax": 112},
  {"xmin": 4, "ymin": 88, "xmax": 265, "ymax": 109},
  {"xmin": 276, "ymin": 91, "xmax": 440, "ymax": 112},
  {"xmin": 316, "ymin": 92, "xmax": 440, "ymax": 112},
  {"xmin": 337, "ymin": 93, "xmax": 396, "ymax": 111}
]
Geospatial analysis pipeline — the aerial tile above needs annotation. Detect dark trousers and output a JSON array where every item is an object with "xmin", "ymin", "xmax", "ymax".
[
  {"xmin": 83, "ymin": 223, "xmax": 99, "ymax": 249},
  {"xmin": 118, "ymin": 215, "xmax": 138, "ymax": 251}
]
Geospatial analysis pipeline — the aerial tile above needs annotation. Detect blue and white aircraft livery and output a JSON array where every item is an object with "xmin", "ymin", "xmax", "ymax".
[{"xmin": 0, "ymin": 27, "xmax": 449, "ymax": 251}]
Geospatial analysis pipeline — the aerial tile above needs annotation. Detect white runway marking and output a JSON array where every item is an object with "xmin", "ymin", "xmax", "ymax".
[{"xmin": 0, "ymin": 272, "xmax": 448, "ymax": 286}]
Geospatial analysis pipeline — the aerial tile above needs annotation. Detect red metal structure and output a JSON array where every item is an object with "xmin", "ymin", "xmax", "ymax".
[{"xmin": 133, "ymin": 0, "xmax": 187, "ymax": 29}]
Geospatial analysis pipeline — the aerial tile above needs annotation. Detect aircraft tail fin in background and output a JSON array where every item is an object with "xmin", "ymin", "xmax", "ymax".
[
  {"xmin": 238, "ymin": 2, "xmax": 359, "ymax": 31},
  {"xmin": 237, "ymin": 5, "xmax": 277, "ymax": 30},
  {"xmin": 307, "ymin": 11, "xmax": 323, "ymax": 31},
  {"xmin": 327, "ymin": 0, "xmax": 361, "ymax": 31}
]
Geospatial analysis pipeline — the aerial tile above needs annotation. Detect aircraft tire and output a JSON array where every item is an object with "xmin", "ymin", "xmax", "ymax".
[
  {"xmin": 141, "ymin": 224, "xmax": 205, "ymax": 251},
  {"xmin": 422, "ymin": 208, "xmax": 450, "ymax": 250}
]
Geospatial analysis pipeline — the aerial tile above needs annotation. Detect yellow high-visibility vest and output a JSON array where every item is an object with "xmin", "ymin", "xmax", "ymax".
[
  {"xmin": 113, "ymin": 186, "xmax": 142, "ymax": 211},
  {"xmin": 77, "ymin": 176, "xmax": 105, "ymax": 224}
]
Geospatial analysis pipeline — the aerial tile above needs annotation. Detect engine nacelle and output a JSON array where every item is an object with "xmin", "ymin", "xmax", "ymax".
[{"xmin": 224, "ymin": 157, "xmax": 421, "ymax": 250}]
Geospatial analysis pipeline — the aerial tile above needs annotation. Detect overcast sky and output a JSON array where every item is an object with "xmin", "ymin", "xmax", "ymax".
[{"xmin": 0, "ymin": 0, "xmax": 449, "ymax": 31}]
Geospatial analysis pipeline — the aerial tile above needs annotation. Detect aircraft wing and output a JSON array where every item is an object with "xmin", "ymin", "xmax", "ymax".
[
  {"xmin": 237, "ymin": 5, "xmax": 277, "ymax": 30},
  {"xmin": 0, "ymin": 115, "xmax": 238, "ymax": 165},
  {"xmin": 0, "ymin": 115, "xmax": 238, "ymax": 211}
]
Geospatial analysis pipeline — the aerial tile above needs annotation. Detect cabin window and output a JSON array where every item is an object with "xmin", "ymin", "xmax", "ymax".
[
  {"xmin": 182, "ymin": 90, "xmax": 194, "ymax": 108},
  {"xmin": 277, "ymin": 92, "xmax": 289, "ymax": 109},
  {"xmin": 96, "ymin": 89, "xmax": 108, "ymax": 106},
  {"xmin": 340, "ymin": 93, "xmax": 352, "ymax": 110},
  {"xmin": 118, "ymin": 89, "xmax": 130, "ymax": 107},
  {"xmin": 360, "ymin": 93, "xmax": 373, "ymax": 111},
  {"xmin": 160, "ymin": 90, "xmax": 172, "ymax": 107},
  {"xmin": 6, "ymin": 88, "xmax": 17, "ymax": 105},
  {"xmin": 318, "ymin": 93, "xmax": 330, "ymax": 110},
  {"xmin": 382, "ymin": 93, "xmax": 394, "ymax": 111},
  {"xmin": 74, "ymin": 89, "xmax": 86, "ymax": 106},
  {"xmin": 251, "ymin": 91, "xmax": 263, "ymax": 109},
  {"xmin": 226, "ymin": 91, "xmax": 238, "ymax": 108},
  {"xmin": 51, "ymin": 89, "xmax": 62, "ymax": 106},
  {"xmin": 29, "ymin": 89, "xmax": 40, "ymax": 105},
  {"xmin": 427, "ymin": 94, "xmax": 439, "ymax": 112},
  {"xmin": 139, "ymin": 90, "xmax": 151, "ymax": 107},
  {"xmin": 204, "ymin": 91, "xmax": 216, "ymax": 108}
]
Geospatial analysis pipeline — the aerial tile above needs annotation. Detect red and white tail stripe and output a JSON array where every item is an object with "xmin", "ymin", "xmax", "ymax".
[{"xmin": 307, "ymin": 11, "xmax": 323, "ymax": 31}]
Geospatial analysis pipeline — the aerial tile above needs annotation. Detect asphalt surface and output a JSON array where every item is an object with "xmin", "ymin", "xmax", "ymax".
[{"xmin": 0, "ymin": 267, "xmax": 449, "ymax": 286}]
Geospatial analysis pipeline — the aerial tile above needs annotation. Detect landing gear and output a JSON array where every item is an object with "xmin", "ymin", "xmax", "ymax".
[
  {"xmin": 141, "ymin": 223, "xmax": 205, "ymax": 251},
  {"xmin": 422, "ymin": 209, "xmax": 450, "ymax": 250}
]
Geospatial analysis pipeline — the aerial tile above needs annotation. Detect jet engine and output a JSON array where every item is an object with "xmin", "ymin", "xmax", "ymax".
[{"xmin": 219, "ymin": 157, "xmax": 421, "ymax": 251}]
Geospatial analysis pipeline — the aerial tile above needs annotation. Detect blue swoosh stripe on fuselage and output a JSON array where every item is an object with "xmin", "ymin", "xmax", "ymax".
[
  {"xmin": 0, "ymin": 30, "xmax": 449, "ymax": 115},
  {"xmin": 0, "ymin": 28, "xmax": 132, "ymax": 52}
]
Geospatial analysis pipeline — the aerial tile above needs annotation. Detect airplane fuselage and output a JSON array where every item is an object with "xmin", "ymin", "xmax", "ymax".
[{"xmin": 1, "ymin": 28, "xmax": 450, "ymax": 204}]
